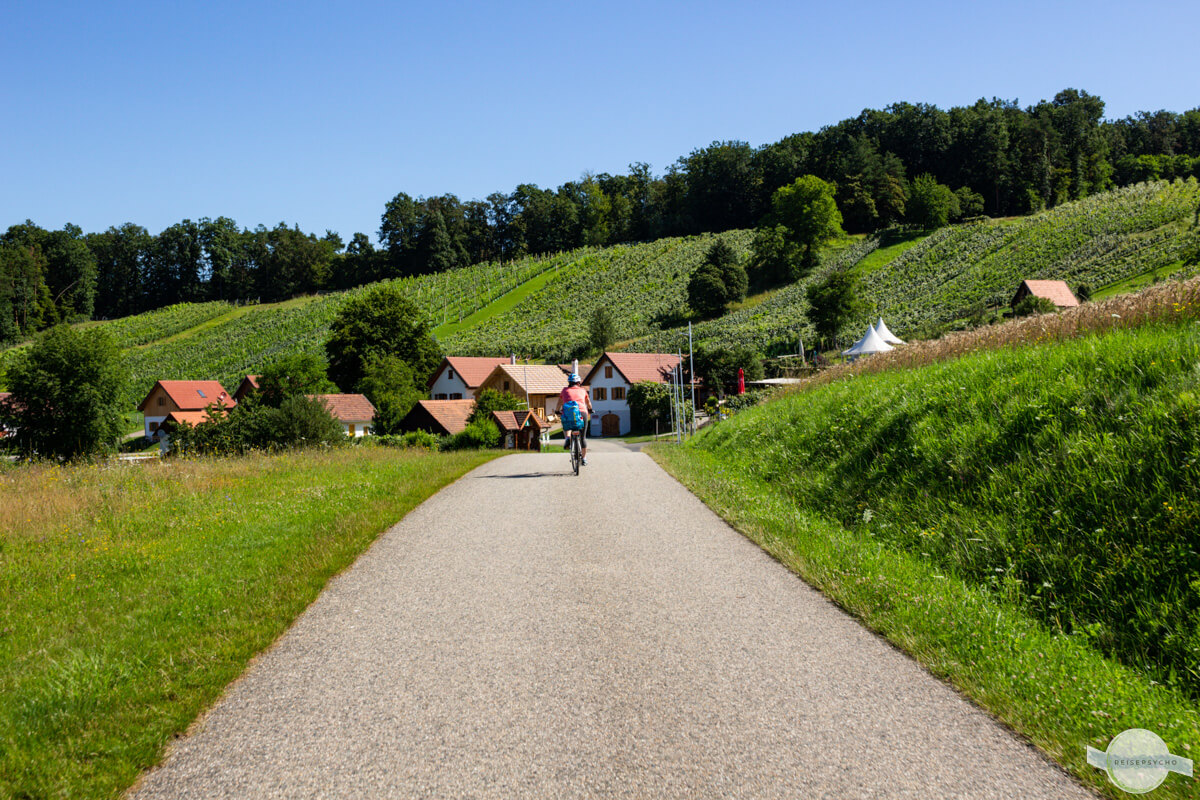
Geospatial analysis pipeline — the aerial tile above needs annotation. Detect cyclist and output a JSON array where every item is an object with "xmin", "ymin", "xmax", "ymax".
[{"xmin": 559, "ymin": 372, "xmax": 593, "ymax": 465}]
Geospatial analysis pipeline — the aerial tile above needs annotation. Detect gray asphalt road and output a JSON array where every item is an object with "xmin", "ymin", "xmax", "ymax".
[{"xmin": 129, "ymin": 442, "xmax": 1095, "ymax": 799}]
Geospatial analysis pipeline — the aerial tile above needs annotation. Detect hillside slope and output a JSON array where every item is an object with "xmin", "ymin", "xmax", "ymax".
[{"xmin": 633, "ymin": 178, "xmax": 1200, "ymax": 354}]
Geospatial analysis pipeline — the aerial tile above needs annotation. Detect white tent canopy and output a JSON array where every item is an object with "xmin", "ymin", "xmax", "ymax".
[
  {"xmin": 842, "ymin": 324, "xmax": 894, "ymax": 357},
  {"xmin": 873, "ymin": 317, "xmax": 904, "ymax": 345}
]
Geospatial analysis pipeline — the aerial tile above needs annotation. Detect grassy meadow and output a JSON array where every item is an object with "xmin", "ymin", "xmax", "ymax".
[
  {"xmin": 0, "ymin": 446, "xmax": 499, "ymax": 799},
  {"xmin": 650, "ymin": 299, "xmax": 1200, "ymax": 798}
]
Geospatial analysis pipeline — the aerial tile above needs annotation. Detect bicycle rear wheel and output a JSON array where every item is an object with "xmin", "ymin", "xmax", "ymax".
[{"xmin": 571, "ymin": 432, "xmax": 581, "ymax": 475}]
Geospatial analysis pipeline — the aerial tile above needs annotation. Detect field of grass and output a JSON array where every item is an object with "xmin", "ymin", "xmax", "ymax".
[
  {"xmin": 0, "ymin": 446, "xmax": 499, "ymax": 799},
  {"xmin": 648, "ymin": 309, "xmax": 1200, "ymax": 798}
]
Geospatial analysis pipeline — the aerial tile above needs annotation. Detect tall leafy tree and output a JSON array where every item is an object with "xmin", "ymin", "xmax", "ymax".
[
  {"xmin": 806, "ymin": 267, "xmax": 867, "ymax": 344},
  {"xmin": 325, "ymin": 283, "xmax": 442, "ymax": 393},
  {"xmin": 2, "ymin": 324, "xmax": 126, "ymax": 459},
  {"xmin": 767, "ymin": 176, "xmax": 844, "ymax": 274}
]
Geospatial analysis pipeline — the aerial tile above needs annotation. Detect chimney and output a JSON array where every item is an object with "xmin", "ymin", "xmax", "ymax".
[{"xmin": 572, "ymin": 359, "xmax": 578, "ymax": 374}]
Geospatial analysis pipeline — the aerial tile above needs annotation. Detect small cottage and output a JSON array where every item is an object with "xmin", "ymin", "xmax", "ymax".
[
  {"xmin": 1011, "ymin": 280, "xmax": 1079, "ymax": 309},
  {"xmin": 491, "ymin": 409, "xmax": 548, "ymax": 450},
  {"xmin": 232, "ymin": 375, "xmax": 260, "ymax": 403},
  {"xmin": 400, "ymin": 399, "xmax": 476, "ymax": 436},
  {"xmin": 137, "ymin": 381, "xmax": 236, "ymax": 440},
  {"xmin": 308, "ymin": 394, "xmax": 376, "ymax": 437}
]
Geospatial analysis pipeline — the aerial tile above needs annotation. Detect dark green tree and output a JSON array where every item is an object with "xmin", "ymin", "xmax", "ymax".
[
  {"xmin": 907, "ymin": 174, "xmax": 956, "ymax": 229},
  {"xmin": 257, "ymin": 352, "xmax": 337, "ymax": 408},
  {"xmin": 356, "ymin": 353, "xmax": 424, "ymax": 434},
  {"xmin": 627, "ymin": 380, "xmax": 692, "ymax": 434},
  {"xmin": 687, "ymin": 238, "xmax": 748, "ymax": 318},
  {"xmin": 325, "ymin": 284, "xmax": 442, "ymax": 395},
  {"xmin": 2, "ymin": 325, "xmax": 126, "ymax": 459},
  {"xmin": 692, "ymin": 344, "xmax": 764, "ymax": 398},
  {"xmin": 805, "ymin": 268, "xmax": 867, "ymax": 344},
  {"xmin": 468, "ymin": 387, "xmax": 524, "ymax": 425},
  {"xmin": 588, "ymin": 306, "xmax": 617, "ymax": 352}
]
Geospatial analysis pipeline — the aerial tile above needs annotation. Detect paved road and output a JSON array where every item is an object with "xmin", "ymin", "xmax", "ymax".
[{"xmin": 130, "ymin": 442, "xmax": 1095, "ymax": 799}]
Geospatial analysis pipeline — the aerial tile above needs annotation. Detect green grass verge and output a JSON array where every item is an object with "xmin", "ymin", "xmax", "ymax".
[
  {"xmin": 0, "ymin": 446, "xmax": 500, "ymax": 799},
  {"xmin": 850, "ymin": 229, "xmax": 930, "ymax": 276},
  {"xmin": 1092, "ymin": 260, "xmax": 1196, "ymax": 301},
  {"xmin": 434, "ymin": 266, "xmax": 560, "ymax": 339},
  {"xmin": 648, "ymin": 444, "xmax": 1199, "ymax": 799}
]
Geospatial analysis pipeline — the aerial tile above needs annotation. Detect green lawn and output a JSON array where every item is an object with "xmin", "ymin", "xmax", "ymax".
[{"xmin": 0, "ymin": 446, "xmax": 499, "ymax": 799}]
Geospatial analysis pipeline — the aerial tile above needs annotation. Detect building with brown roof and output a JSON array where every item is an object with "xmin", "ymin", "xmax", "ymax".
[
  {"xmin": 308, "ymin": 394, "xmax": 376, "ymax": 437},
  {"xmin": 491, "ymin": 409, "xmax": 548, "ymax": 450},
  {"xmin": 137, "ymin": 381, "xmax": 235, "ymax": 440},
  {"xmin": 583, "ymin": 352, "xmax": 683, "ymax": 436},
  {"xmin": 1011, "ymin": 280, "xmax": 1079, "ymax": 309},
  {"xmin": 478, "ymin": 363, "xmax": 569, "ymax": 422},
  {"xmin": 232, "ymin": 375, "xmax": 260, "ymax": 403},
  {"xmin": 428, "ymin": 357, "xmax": 511, "ymax": 400},
  {"xmin": 400, "ymin": 399, "xmax": 476, "ymax": 436}
]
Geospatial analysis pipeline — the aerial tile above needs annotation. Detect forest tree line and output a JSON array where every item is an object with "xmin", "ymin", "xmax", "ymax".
[{"xmin": 3, "ymin": 89, "xmax": 1200, "ymax": 346}]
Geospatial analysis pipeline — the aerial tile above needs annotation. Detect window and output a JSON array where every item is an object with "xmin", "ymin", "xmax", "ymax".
[
  {"xmin": 157, "ymin": 396, "xmax": 165, "ymax": 407},
  {"xmin": 503, "ymin": 380, "xmax": 510, "ymax": 391},
  {"xmin": 148, "ymin": 421, "xmax": 158, "ymax": 432},
  {"xmin": 612, "ymin": 387, "xmax": 626, "ymax": 401},
  {"xmin": 349, "ymin": 424, "xmax": 356, "ymax": 436},
  {"xmin": 450, "ymin": 392, "xmax": 462, "ymax": 400},
  {"xmin": 593, "ymin": 387, "xmax": 607, "ymax": 401},
  {"xmin": 197, "ymin": 389, "xmax": 206, "ymax": 398},
  {"xmin": 448, "ymin": 368, "xmax": 455, "ymax": 380},
  {"xmin": 605, "ymin": 366, "xmax": 613, "ymax": 378},
  {"xmin": 435, "ymin": 393, "xmax": 448, "ymax": 400}
]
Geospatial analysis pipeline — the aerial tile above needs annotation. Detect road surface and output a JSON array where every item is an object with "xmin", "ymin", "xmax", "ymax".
[{"xmin": 130, "ymin": 441, "xmax": 1094, "ymax": 799}]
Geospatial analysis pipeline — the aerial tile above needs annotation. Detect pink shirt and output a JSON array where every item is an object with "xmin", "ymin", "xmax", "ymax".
[{"xmin": 560, "ymin": 385, "xmax": 590, "ymax": 410}]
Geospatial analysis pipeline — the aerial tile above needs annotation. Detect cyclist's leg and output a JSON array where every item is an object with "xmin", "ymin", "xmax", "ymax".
[{"xmin": 580, "ymin": 415, "xmax": 588, "ymax": 457}]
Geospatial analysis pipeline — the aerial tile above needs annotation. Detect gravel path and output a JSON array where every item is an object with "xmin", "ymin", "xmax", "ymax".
[{"xmin": 129, "ymin": 442, "xmax": 1095, "ymax": 799}]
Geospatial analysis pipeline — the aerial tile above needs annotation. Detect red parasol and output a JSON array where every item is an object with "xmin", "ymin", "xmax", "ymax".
[{"xmin": 737, "ymin": 367, "xmax": 745, "ymax": 395}]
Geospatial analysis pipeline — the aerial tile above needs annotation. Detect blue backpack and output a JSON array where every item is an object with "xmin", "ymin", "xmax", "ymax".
[{"xmin": 561, "ymin": 400, "xmax": 585, "ymax": 431}]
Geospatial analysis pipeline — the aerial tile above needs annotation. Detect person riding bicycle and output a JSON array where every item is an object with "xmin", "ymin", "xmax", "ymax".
[{"xmin": 559, "ymin": 372, "xmax": 593, "ymax": 465}]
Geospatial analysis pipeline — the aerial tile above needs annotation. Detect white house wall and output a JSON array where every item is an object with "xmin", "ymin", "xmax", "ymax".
[
  {"xmin": 430, "ymin": 372, "xmax": 470, "ymax": 400},
  {"xmin": 588, "ymin": 367, "xmax": 632, "ymax": 436},
  {"xmin": 144, "ymin": 415, "xmax": 168, "ymax": 438}
]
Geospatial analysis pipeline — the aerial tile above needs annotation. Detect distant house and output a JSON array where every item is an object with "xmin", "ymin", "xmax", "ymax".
[
  {"xmin": 137, "ymin": 381, "xmax": 236, "ymax": 440},
  {"xmin": 427, "ymin": 357, "xmax": 510, "ymax": 400},
  {"xmin": 308, "ymin": 394, "xmax": 376, "ymax": 437},
  {"xmin": 400, "ymin": 399, "xmax": 476, "ymax": 436},
  {"xmin": 1011, "ymin": 280, "xmax": 1079, "ymax": 309},
  {"xmin": 557, "ymin": 363, "xmax": 592, "ymax": 379},
  {"xmin": 491, "ymin": 409, "xmax": 548, "ymax": 450},
  {"xmin": 232, "ymin": 375, "xmax": 260, "ymax": 403},
  {"xmin": 478, "ymin": 364, "xmax": 568, "ymax": 422},
  {"xmin": 584, "ymin": 352, "xmax": 683, "ymax": 437}
]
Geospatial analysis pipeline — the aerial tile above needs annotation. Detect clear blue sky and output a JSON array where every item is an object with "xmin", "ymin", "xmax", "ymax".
[{"xmin": 3, "ymin": 0, "xmax": 1197, "ymax": 245}]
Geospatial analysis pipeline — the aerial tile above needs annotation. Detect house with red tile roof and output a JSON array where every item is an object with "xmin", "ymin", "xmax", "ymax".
[
  {"xmin": 400, "ymin": 399, "xmax": 476, "ymax": 436},
  {"xmin": 491, "ymin": 409, "xmax": 548, "ymax": 450},
  {"xmin": 232, "ymin": 375, "xmax": 260, "ymax": 403},
  {"xmin": 308, "ymin": 394, "xmax": 376, "ymax": 437},
  {"xmin": 428, "ymin": 357, "xmax": 511, "ymax": 400},
  {"xmin": 1011, "ymin": 280, "xmax": 1079, "ymax": 309},
  {"xmin": 583, "ymin": 352, "xmax": 683, "ymax": 436},
  {"xmin": 478, "ymin": 363, "xmax": 568, "ymax": 422},
  {"xmin": 137, "ymin": 381, "xmax": 235, "ymax": 440}
]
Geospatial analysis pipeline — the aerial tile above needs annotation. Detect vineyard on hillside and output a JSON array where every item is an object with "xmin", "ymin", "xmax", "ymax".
[
  {"xmin": 441, "ymin": 230, "xmax": 754, "ymax": 360},
  {"xmin": 631, "ymin": 178, "xmax": 1200, "ymax": 354}
]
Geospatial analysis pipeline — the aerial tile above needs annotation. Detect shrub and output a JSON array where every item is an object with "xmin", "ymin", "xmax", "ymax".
[
  {"xmin": 1013, "ymin": 295, "xmax": 1058, "ymax": 317},
  {"xmin": 441, "ymin": 417, "xmax": 500, "ymax": 450}
]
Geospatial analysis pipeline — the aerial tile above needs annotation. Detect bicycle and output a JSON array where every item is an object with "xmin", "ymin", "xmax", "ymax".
[{"xmin": 567, "ymin": 429, "xmax": 583, "ymax": 475}]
